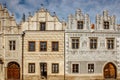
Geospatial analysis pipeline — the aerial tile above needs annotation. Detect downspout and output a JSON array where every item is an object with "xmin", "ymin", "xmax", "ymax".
[{"xmin": 22, "ymin": 31, "xmax": 25, "ymax": 80}]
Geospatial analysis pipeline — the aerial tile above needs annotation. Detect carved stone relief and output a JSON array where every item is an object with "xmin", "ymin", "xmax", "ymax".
[
  {"xmin": 100, "ymin": 40, "xmax": 105, "ymax": 48},
  {"xmin": 82, "ymin": 40, "xmax": 87, "ymax": 47}
]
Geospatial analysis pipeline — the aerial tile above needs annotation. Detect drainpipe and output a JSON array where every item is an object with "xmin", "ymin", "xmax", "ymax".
[{"xmin": 22, "ymin": 31, "xmax": 25, "ymax": 80}]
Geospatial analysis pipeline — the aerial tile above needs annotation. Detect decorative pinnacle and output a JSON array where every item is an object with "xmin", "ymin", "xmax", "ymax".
[
  {"xmin": 4, "ymin": 3, "xmax": 6, "ymax": 8},
  {"xmin": 41, "ymin": 4, "xmax": 43, "ymax": 7}
]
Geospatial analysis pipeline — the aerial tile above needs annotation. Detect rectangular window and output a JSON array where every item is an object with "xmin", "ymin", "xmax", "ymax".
[
  {"xmin": 77, "ymin": 21, "xmax": 83, "ymax": 29},
  {"xmin": 52, "ymin": 42, "xmax": 59, "ymax": 51},
  {"xmin": 52, "ymin": 63, "xmax": 59, "ymax": 73},
  {"xmin": 28, "ymin": 63, "xmax": 35, "ymax": 73},
  {"xmin": 88, "ymin": 64, "xmax": 94, "ymax": 73},
  {"xmin": 72, "ymin": 64, "xmax": 79, "ymax": 73},
  {"xmin": 40, "ymin": 22, "xmax": 46, "ymax": 31},
  {"xmin": 40, "ymin": 41, "xmax": 47, "ymax": 51},
  {"xmin": 72, "ymin": 38, "xmax": 79, "ymax": 49},
  {"xmin": 28, "ymin": 41, "xmax": 35, "ymax": 51},
  {"xmin": 90, "ymin": 38, "xmax": 97, "ymax": 49},
  {"xmin": 9, "ymin": 40, "xmax": 16, "ymax": 50},
  {"xmin": 107, "ymin": 38, "xmax": 114, "ymax": 49},
  {"xmin": 104, "ymin": 21, "xmax": 109, "ymax": 29}
]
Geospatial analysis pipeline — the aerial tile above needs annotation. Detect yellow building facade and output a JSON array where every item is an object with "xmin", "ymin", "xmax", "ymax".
[{"xmin": 20, "ymin": 7, "xmax": 66, "ymax": 80}]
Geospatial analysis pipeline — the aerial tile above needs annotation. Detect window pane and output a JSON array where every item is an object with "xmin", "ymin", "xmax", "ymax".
[
  {"xmin": 88, "ymin": 64, "xmax": 94, "ymax": 73},
  {"xmin": 72, "ymin": 64, "xmax": 79, "ymax": 73},
  {"xmin": 40, "ymin": 22, "xmax": 46, "ymax": 31},
  {"xmin": 77, "ymin": 21, "xmax": 83, "ymax": 29},
  {"xmin": 28, "ymin": 63, "xmax": 35, "ymax": 73},
  {"xmin": 72, "ymin": 38, "xmax": 79, "ymax": 49},
  {"xmin": 104, "ymin": 21, "xmax": 109, "ymax": 29},
  {"xmin": 29, "ymin": 41, "xmax": 35, "ymax": 51},
  {"xmin": 52, "ymin": 63, "xmax": 59, "ymax": 73},
  {"xmin": 40, "ymin": 42, "xmax": 47, "ymax": 51},
  {"xmin": 107, "ymin": 39, "xmax": 114, "ymax": 49},
  {"xmin": 90, "ymin": 38, "xmax": 97, "ymax": 49},
  {"xmin": 52, "ymin": 42, "xmax": 59, "ymax": 51},
  {"xmin": 9, "ymin": 40, "xmax": 16, "ymax": 50}
]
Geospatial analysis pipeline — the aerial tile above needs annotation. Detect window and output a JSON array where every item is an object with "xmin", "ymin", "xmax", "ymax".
[
  {"xmin": 28, "ymin": 63, "xmax": 35, "ymax": 73},
  {"xmin": 104, "ymin": 21, "xmax": 109, "ymax": 29},
  {"xmin": 72, "ymin": 38, "xmax": 79, "ymax": 49},
  {"xmin": 28, "ymin": 41, "xmax": 35, "ymax": 51},
  {"xmin": 40, "ymin": 41, "xmax": 47, "ymax": 51},
  {"xmin": 77, "ymin": 21, "xmax": 83, "ymax": 29},
  {"xmin": 52, "ymin": 63, "xmax": 59, "ymax": 73},
  {"xmin": 107, "ymin": 38, "xmax": 114, "ymax": 49},
  {"xmin": 90, "ymin": 38, "xmax": 97, "ymax": 49},
  {"xmin": 72, "ymin": 64, "xmax": 79, "ymax": 73},
  {"xmin": 9, "ymin": 40, "xmax": 16, "ymax": 50},
  {"xmin": 52, "ymin": 42, "xmax": 59, "ymax": 51},
  {"xmin": 40, "ymin": 22, "xmax": 46, "ymax": 31},
  {"xmin": 88, "ymin": 64, "xmax": 94, "ymax": 73}
]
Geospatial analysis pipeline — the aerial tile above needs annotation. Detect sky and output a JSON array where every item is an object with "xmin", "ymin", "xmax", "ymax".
[{"xmin": 0, "ymin": 0, "xmax": 120, "ymax": 24}]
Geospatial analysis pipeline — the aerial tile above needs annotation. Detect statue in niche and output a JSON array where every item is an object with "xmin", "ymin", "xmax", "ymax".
[{"xmin": 82, "ymin": 40, "xmax": 87, "ymax": 47}]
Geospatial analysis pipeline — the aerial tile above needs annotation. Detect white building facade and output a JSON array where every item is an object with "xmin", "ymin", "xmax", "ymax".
[
  {"xmin": 0, "ymin": 4, "xmax": 22, "ymax": 80},
  {"xmin": 65, "ymin": 9, "xmax": 120, "ymax": 80}
]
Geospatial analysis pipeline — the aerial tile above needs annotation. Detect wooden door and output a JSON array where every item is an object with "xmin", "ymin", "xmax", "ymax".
[
  {"xmin": 40, "ymin": 63, "xmax": 47, "ymax": 78},
  {"xmin": 104, "ymin": 63, "xmax": 116, "ymax": 79},
  {"xmin": 7, "ymin": 62, "xmax": 20, "ymax": 80}
]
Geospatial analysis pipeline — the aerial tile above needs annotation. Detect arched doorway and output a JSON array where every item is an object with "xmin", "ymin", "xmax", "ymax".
[
  {"xmin": 104, "ymin": 62, "xmax": 117, "ymax": 79},
  {"xmin": 7, "ymin": 62, "xmax": 20, "ymax": 80}
]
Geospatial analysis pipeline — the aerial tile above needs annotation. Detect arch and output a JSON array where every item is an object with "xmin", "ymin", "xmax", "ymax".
[
  {"xmin": 103, "ymin": 62, "xmax": 117, "ymax": 79},
  {"xmin": 7, "ymin": 62, "xmax": 20, "ymax": 79}
]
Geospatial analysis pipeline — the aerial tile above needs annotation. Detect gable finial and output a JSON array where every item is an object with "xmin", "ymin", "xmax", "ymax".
[
  {"xmin": 53, "ymin": 12, "xmax": 56, "ymax": 16},
  {"xmin": 41, "ymin": 3, "xmax": 44, "ymax": 8},
  {"xmin": 4, "ymin": 3, "xmax": 6, "ymax": 8},
  {"xmin": 22, "ymin": 13, "xmax": 26, "ymax": 22},
  {"xmin": 29, "ymin": 12, "xmax": 32, "ymax": 17}
]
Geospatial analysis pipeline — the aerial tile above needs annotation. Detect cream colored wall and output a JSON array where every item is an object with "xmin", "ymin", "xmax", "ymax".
[{"xmin": 23, "ymin": 31, "xmax": 64, "ymax": 76}]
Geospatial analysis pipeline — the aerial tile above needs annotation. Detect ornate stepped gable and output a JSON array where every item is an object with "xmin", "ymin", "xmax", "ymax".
[
  {"xmin": 96, "ymin": 10, "xmax": 116, "ymax": 31},
  {"xmin": 67, "ymin": 9, "xmax": 91, "ymax": 30},
  {"xmin": 20, "ymin": 7, "xmax": 66, "ymax": 31},
  {"xmin": 0, "ymin": 4, "xmax": 19, "ymax": 34}
]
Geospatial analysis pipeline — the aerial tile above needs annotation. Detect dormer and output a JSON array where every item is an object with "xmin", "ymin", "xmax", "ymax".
[
  {"xmin": 67, "ymin": 9, "xmax": 90, "ymax": 30},
  {"xmin": 96, "ymin": 10, "xmax": 116, "ymax": 31}
]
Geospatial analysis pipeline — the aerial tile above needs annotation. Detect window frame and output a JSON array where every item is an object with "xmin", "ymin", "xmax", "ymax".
[
  {"xmin": 77, "ymin": 21, "xmax": 83, "ymax": 29},
  {"xmin": 28, "ymin": 63, "xmax": 35, "ymax": 73},
  {"xmin": 72, "ymin": 64, "xmax": 79, "ymax": 73},
  {"xmin": 52, "ymin": 41, "xmax": 59, "ymax": 51},
  {"xmin": 88, "ymin": 63, "xmax": 94, "ymax": 73},
  {"xmin": 28, "ymin": 41, "xmax": 36, "ymax": 51},
  {"xmin": 40, "ymin": 41, "xmax": 47, "ymax": 51},
  {"xmin": 89, "ymin": 37, "xmax": 98, "ymax": 49},
  {"xmin": 106, "ymin": 38, "xmax": 114, "ymax": 50},
  {"xmin": 40, "ymin": 22, "xmax": 46, "ymax": 31},
  {"xmin": 52, "ymin": 63, "xmax": 59, "ymax": 73},
  {"xmin": 104, "ymin": 21, "xmax": 109, "ymax": 29},
  {"xmin": 71, "ymin": 38, "xmax": 80, "ymax": 49},
  {"xmin": 9, "ymin": 40, "xmax": 16, "ymax": 50}
]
